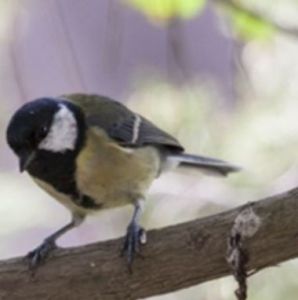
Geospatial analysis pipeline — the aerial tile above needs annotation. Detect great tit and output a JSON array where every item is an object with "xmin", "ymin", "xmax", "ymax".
[{"xmin": 6, "ymin": 93, "xmax": 239, "ymax": 269}]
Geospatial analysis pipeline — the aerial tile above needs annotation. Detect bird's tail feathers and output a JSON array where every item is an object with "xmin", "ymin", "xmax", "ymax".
[{"xmin": 165, "ymin": 153, "xmax": 241, "ymax": 176}]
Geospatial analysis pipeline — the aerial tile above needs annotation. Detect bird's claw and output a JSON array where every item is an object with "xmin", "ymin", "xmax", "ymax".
[
  {"xmin": 121, "ymin": 221, "xmax": 146, "ymax": 270},
  {"xmin": 27, "ymin": 239, "xmax": 56, "ymax": 271}
]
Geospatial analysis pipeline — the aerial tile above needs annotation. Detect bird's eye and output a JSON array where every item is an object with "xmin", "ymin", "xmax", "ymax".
[{"xmin": 35, "ymin": 126, "xmax": 48, "ymax": 141}]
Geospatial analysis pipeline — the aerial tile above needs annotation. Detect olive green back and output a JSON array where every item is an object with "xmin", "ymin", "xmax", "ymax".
[{"xmin": 61, "ymin": 93, "xmax": 183, "ymax": 152}]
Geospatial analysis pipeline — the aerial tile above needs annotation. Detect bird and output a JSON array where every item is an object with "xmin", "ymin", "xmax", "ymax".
[{"xmin": 6, "ymin": 93, "xmax": 240, "ymax": 269}]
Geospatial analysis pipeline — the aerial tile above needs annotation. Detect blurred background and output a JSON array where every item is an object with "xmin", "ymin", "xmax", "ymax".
[{"xmin": 1, "ymin": 0, "xmax": 298, "ymax": 299}]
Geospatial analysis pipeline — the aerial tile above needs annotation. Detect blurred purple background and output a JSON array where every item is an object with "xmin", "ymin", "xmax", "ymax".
[{"xmin": 8, "ymin": 0, "xmax": 235, "ymax": 102}]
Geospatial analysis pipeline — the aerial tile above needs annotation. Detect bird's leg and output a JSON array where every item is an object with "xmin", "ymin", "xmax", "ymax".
[
  {"xmin": 121, "ymin": 199, "xmax": 146, "ymax": 269},
  {"xmin": 27, "ymin": 213, "xmax": 84, "ymax": 270}
]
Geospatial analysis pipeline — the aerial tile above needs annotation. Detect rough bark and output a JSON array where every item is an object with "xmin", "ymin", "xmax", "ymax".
[{"xmin": 1, "ymin": 187, "xmax": 298, "ymax": 300}]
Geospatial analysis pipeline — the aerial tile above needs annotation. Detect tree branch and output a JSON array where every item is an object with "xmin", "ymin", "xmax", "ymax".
[{"xmin": 1, "ymin": 187, "xmax": 298, "ymax": 300}]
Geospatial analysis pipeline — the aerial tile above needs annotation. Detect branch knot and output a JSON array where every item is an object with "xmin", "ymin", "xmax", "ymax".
[{"xmin": 227, "ymin": 204, "xmax": 262, "ymax": 300}]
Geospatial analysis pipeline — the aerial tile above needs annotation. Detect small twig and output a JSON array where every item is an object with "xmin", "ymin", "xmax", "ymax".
[
  {"xmin": 227, "ymin": 205, "xmax": 262, "ymax": 300},
  {"xmin": 227, "ymin": 232, "xmax": 249, "ymax": 300}
]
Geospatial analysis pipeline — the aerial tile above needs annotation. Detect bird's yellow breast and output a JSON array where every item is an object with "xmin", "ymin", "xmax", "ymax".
[{"xmin": 75, "ymin": 128, "xmax": 161, "ymax": 209}]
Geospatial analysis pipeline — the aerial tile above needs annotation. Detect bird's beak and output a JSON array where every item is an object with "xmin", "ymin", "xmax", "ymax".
[{"xmin": 19, "ymin": 150, "xmax": 36, "ymax": 172}]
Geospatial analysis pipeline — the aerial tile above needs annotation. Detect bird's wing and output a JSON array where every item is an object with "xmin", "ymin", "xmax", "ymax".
[{"xmin": 61, "ymin": 94, "xmax": 184, "ymax": 151}]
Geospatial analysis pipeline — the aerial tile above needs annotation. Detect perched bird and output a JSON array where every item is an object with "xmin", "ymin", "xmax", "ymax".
[{"xmin": 6, "ymin": 93, "xmax": 239, "ymax": 269}]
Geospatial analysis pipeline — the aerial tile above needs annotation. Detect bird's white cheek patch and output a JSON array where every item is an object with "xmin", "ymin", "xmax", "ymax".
[{"xmin": 39, "ymin": 104, "xmax": 78, "ymax": 153}]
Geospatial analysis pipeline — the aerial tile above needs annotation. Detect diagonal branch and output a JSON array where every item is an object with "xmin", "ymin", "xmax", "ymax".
[
  {"xmin": 1, "ymin": 187, "xmax": 298, "ymax": 300},
  {"xmin": 214, "ymin": 0, "xmax": 298, "ymax": 39}
]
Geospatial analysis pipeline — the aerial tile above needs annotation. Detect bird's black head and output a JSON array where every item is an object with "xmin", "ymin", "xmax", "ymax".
[{"xmin": 6, "ymin": 97, "xmax": 86, "ymax": 172}]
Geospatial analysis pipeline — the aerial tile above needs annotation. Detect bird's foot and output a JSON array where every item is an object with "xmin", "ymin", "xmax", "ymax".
[
  {"xmin": 27, "ymin": 239, "xmax": 57, "ymax": 271},
  {"xmin": 121, "ymin": 221, "xmax": 146, "ymax": 271}
]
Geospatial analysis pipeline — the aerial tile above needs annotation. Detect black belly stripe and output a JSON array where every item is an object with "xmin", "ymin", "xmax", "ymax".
[{"xmin": 28, "ymin": 150, "xmax": 103, "ymax": 210}]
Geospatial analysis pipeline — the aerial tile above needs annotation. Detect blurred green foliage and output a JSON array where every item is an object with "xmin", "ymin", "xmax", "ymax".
[
  {"xmin": 124, "ymin": 0, "xmax": 288, "ymax": 41},
  {"xmin": 124, "ymin": 0, "xmax": 206, "ymax": 24},
  {"xmin": 225, "ymin": 6, "xmax": 275, "ymax": 40}
]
